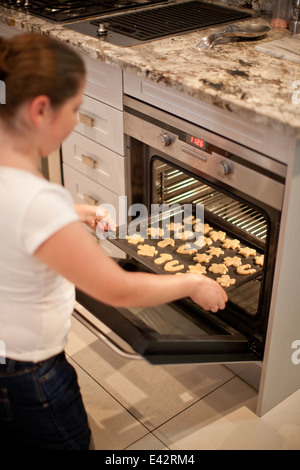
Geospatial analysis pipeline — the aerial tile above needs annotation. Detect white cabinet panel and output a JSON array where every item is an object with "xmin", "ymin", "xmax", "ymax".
[
  {"xmin": 62, "ymin": 131, "xmax": 126, "ymax": 195},
  {"xmin": 76, "ymin": 94, "xmax": 124, "ymax": 155},
  {"xmin": 84, "ymin": 56, "xmax": 123, "ymax": 110}
]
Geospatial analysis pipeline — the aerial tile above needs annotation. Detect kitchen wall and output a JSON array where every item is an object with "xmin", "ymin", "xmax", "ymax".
[{"xmin": 221, "ymin": 0, "xmax": 274, "ymax": 13}]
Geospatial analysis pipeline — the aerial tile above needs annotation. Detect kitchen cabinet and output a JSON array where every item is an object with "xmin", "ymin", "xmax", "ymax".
[{"xmin": 62, "ymin": 56, "xmax": 126, "ymax": 258}]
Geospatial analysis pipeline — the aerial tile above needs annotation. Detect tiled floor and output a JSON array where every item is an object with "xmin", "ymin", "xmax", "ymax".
[{"xmin": 65, "ymin": 316, "xmax": 300, "ymax": 450}]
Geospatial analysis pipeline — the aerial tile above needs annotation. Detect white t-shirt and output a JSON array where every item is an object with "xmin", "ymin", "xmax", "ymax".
[{"xmin": 0, "ymin": 167, "xmax": 79, "ymax": 362}]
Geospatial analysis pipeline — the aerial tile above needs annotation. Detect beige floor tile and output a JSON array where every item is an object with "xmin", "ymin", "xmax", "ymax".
[
  {"xmin": 67, "ymin": 317, "xmax": 234, "ymax": 430},
  {"xmin": 68, "ymin": 356, "xmax": 148, "ymax": 450},
  {"xmin": 126, "ymin": 433, "xmax": 169, "ymax": 450},
  {"xmin": 154, "ymin": 377, "xmax": 300, "ymax": 450}
]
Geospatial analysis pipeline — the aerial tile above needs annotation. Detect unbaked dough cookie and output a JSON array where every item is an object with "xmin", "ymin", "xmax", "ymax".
[
  {"xmin": 137, "ymin": 244, "xmax": 158, "ymax": 257},
  {"xmin": 206, "ymin": 247, "xmax": 224, "ymax": 258},
  {"xmin": 193, "ymin": 253, "xmax": 212, "ymax": 263},
  {"xmin": 203, "ymin": 223, "xmax": 213, "ymax": 234},
  {"xmin": 154, "ymin": 253, "xmax": 173, "ymax": 265},
  {"xmin": 187, "ymin": 264, "xmax": 207, "ymax": 274},
  {"xmin": 254, "ymin": 255, "xmax": 264, "ymax": 266},
  {"xmin": 176, "ymin": 244, "xmax": 198, "ymax": 255},
  {"xmin": 216, "ymin": 275, "xmax": 236, "ymax": 288},
  {"xmin": 147, "ymin": 227, "xmax": 164, "ymax": 238},
  {"xmin": 157, "ymin": 238, "xmax": 175, "ymax": 248},
  {"xmin": 209, "ymin": 263, "xmax": 228, "ymax": 275},
  {"xmin": 164, "ymin": 260, "xmax": 185, "ymax": 272},
  {"xmin": 238, "ymin": 247, "xmax": 256, "ymax": 257},
  {"xmin": 236, "ymin": 264, "xmax": 256, "ymax": 275},
  {"xmin": 126, "ymin": 234, "xmax": 145, "ymax": 244},
  {"xmin": 223, "ymin": 256, "xmax": 242, "ymax": 268},
  {"xmin": 222, "ymin": 238, "xmax": 241, "ymax": 250},
  {"xmin": 209, "ymin": 230, "xmax": 226, "ymax": 242},
  {"xmin": 166, "ymin": 222, "xmax": 183, "ymax": 232},
  {"xmin": 175, "ymin": 230, "xmax": 195, "ymax": 241}
]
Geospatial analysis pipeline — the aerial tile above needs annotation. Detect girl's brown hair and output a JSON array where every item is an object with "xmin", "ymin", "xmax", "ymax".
[{"xmin": 0, "ymin": 33, "xmax": 85, "ymax": 123}]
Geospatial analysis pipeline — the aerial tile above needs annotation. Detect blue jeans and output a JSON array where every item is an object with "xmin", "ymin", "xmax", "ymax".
[{"xmin": 0, "ymin": 352, "xmax": 91, "ymax": 450}]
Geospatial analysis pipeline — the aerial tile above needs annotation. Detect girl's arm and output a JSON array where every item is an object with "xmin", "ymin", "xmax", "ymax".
[{"xmin": 34, "ymin": 221, "xmax": 227, "ymax": 312}]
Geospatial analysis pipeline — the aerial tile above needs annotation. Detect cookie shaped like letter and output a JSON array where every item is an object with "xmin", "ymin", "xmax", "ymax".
[
  {"xmin": 154, "ymin": 253, "xmax": 173, "ymax": 265},
  {"xmin": 236, "ymin": 264, "xmax": 256, "ymax": 275},
  {"xmin": 164, "ymin": 260, "xmax": 185, "ymax": 272}
]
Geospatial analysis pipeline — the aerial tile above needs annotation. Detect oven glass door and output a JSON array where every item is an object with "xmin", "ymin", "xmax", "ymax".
[{"xmin": 75, "ymin": 275, "xmax": 259, "ymax": 365}]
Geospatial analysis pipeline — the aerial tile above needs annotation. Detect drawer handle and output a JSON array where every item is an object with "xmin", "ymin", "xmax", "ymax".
[
  {"xmin": 83, "ymin": 193, "xmax": 98, "ymax": 205},
  {"xmin": 82, "ymin": 154, "xmax": 97, "ymax": 169},
  {"xmin": 79, "ymin": 112, "xmax": 95, "ymax": 127}
]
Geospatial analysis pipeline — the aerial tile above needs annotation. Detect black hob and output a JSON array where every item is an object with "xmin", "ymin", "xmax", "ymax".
[
  {"xmin": 0, "ymin": 0, "xmax": 168, "ymax": 22},
  {"xmin": 65, "ymin": 0, "xmax": 252, "ymax": 46}
]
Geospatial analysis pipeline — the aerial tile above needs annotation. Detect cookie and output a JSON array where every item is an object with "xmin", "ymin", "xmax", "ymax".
[
  {"xmin": 147, "ymin": 227, "xmax": 164, "ymax": 238},
  {"xmin": 164, "ymin": 260, "xmax": 185, "ymax": 272},
  {"xmin": 193, "ymin": 253, "xmax": 212, "ymax": 263},
  {"xmin": 157, "ymin": 238, "xmax": 175, "ymax": 248},
  {"xmin": 254, "ymin": 255, "xmax": 264, "ymax": 266},
  {"xmin": 166, "ymin": 222, "xmax": 183, "ymax": 232},
  {"xmin": 238, "ymin": 247, "xmax": 256, "ymax": 257},
  {"xmin": 209, "ymin": 263, "xmax": 228, "ymax": 275},
  {"xmin": 187, "ymin": 264, "xmax": 206, "ymax": 274},
  {"xmin": 176, "ymin": 244, "xmax": 198, "ymax": 255},
  {"xmin": 206, "ymin": 247, "xmax": 224, "ymax": 258},
  {"xmin": 223, "ymin": 256, "xmax": 242, "ymax": 268},
  {"xmin": 126, "ymin": 234, "xmax": 145, "ymax": 245},
  {"xmin": 154, "ymin": 253, "xmax": 173, "ymax": 265},
  {"xmin": 236, "ymin": 264, "xmax": 256, "ymax": 275},
  {"xmin": 209, "ymin": 230, "xmax": 226, "ymax": 242},
  {"xmin": 216, "ymin": 275, "xmax": 236, "ymax": 288},
  {"xmin": 175, "ymin": 230, "xmax": 195, "ymax": 241},
  {"xmin": 137, "ymin": 244, "xmax": 158, "ymax": 257},
  {"xmin": 222, "ymin": 238, "xmax": 241, "ymax": 250}
]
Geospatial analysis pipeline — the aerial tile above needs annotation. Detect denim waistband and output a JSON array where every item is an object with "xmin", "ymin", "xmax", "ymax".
[{"xmin": 0, "ymin": 352, "xmax": 64, "ymax": 374}]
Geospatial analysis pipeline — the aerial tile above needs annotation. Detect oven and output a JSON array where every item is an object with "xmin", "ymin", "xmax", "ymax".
[{"xmin": 74, "ymin": 95, "xmax": 287, "ymax": 366}]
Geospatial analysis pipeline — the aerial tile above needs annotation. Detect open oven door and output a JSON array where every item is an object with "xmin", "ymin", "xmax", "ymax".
[{"xmin": 74, "ymin": 266, "xmax": 260, "ymax": 365}]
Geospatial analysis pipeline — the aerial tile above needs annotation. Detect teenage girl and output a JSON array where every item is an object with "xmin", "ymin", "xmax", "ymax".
[{"xmin": 0, "ymin": 33, "xmax": 227, "ymax": 449}]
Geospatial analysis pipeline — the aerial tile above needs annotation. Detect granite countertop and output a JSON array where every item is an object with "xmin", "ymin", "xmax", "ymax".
[{"xmin": 1, "ymin": 4, "xmax": 300, "ymax": 137}]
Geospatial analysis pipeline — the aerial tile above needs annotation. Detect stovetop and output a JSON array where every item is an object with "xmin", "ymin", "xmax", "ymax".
[
  {"xmin": 65, "ymin": 0, "xmax": 252, "ymax": 47},
  {"xmin": 0, "ymin": 0, "xmax": 169, "ymax": 22}
]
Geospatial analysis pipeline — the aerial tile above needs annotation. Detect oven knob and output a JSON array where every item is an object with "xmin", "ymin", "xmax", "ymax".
[
  {"xmin": 219, "ymin": 160, "xmax": 234, "ymax": 176},
  {"xmin": 97, "ymin": 23, "xmax": 109, "ymax": 36},
  {"xmin": 158, "ymin": 132, "xmax": 173, "ymax": 147}
]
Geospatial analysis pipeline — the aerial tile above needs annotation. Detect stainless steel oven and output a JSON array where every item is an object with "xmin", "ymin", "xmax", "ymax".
[{"xmin": 74, "ymin": 95, "xmax": 287, "ymax": 366}]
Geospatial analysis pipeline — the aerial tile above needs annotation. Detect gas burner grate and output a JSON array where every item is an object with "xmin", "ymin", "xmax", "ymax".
[{"xmin": 91, "ymin": 0, "xmax": 252, "ymax": 41}]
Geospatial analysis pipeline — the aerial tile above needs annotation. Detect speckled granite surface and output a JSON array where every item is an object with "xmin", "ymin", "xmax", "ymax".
[{"xmin": 0, "ymin": 2, "xmax": 300, "ymax": 137}]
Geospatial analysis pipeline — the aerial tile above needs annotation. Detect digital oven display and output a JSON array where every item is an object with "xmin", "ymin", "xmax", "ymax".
[{"xmin": 186, "ymin": 134, "xmax": 208, "ymax": 151}]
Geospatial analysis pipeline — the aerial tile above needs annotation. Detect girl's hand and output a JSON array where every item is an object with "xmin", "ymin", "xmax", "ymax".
[
  {"xmin": 189, "ymin": 274, "xmax": 228, "ymax": 313},
  {"xmin": 74, "ymin": 204, "xmax": 116, "ymax": 233}
]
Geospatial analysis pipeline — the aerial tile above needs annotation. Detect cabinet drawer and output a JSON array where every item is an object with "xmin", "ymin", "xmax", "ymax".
[
  {"xmin": 63, "ymin": 164, "xmax": 126, "ymax": 222},
  {"xmin": 76, "ymin": 95, "xmax": 124, "ymax": 155},
  {"xmin": 84, "ymin": 56, "xmax": 123, "ymax": 110},
  {"xmin": 63, "ymin": 165, "xmax": 126, "ymax": 259},
  {"xmin": 62, "ymin": 132, "xmax": 126, "ymax": 195}
]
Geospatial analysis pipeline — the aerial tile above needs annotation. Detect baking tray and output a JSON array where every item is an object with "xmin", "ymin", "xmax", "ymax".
[{"xmin": 106, "ymin": 211, "xmax": 264, "ymax": 291}]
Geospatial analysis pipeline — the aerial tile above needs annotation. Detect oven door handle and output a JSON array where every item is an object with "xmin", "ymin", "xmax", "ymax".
[{"xmin": 73, "ymin": 308, "xmax": 142, "ymax": 361}]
